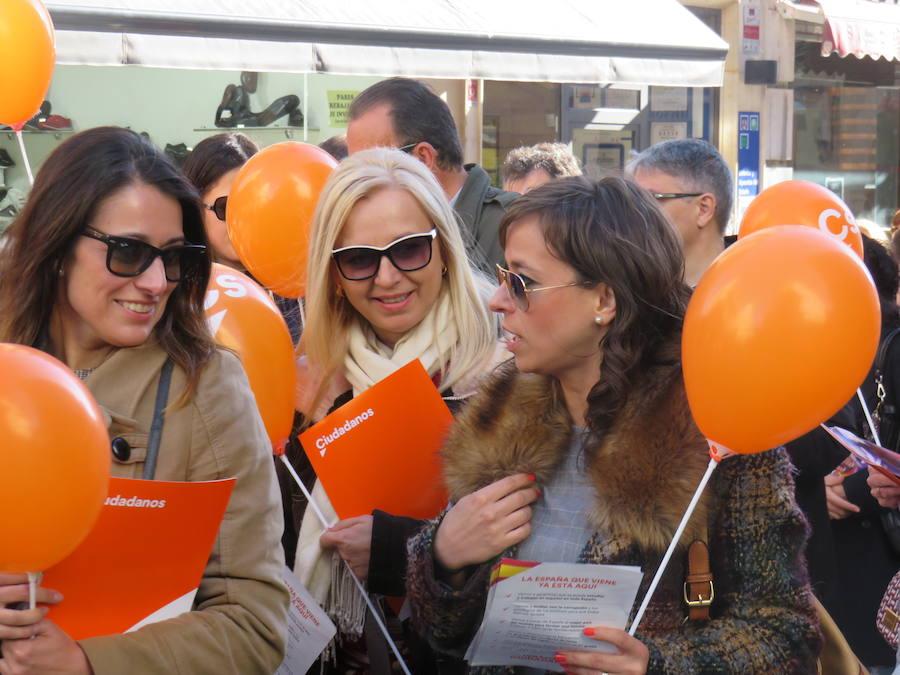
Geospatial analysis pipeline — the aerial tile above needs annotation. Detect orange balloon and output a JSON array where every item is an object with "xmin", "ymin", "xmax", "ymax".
[
  {"xmin": 683, "ymin": 226, "xmax": 879, "ymax": 454},
  {"xmin": 0, "ymin": 345, "xmax": 110, "ymax": 573},
  {"xmin": 739, "ymin": 180, "xmax": 863, "ymax": 259},
  {"xmin": 0, "ymin": 0, "xmax": 55, "ymax": 128},
  {"xmin": 227, "ymin": 142, "xmax": 337, "ymax": 298},
  {"xmin": 205, "ymin": 264, "xmax": 296, "ymax": 450}
]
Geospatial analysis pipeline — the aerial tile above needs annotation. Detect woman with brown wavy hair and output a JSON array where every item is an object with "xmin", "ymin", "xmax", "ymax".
[
  {"xmin": 0, "ymin": 127, "xmax": 288, "ymax": 674},
  {"xmin": 406, "ymin": 176, "xmax": 821, "ymax": 673}
]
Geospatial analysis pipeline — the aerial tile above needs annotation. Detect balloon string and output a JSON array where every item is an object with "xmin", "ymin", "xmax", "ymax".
[
  {"xmin": 857, "ymin": 387, "xmax": 882, "ymax": 447},
  {"xmin": 15, "ymin": 130, "xmax": 34, "ymax": 185},
  {"xmin": 277, "ymin": 455, "xmax": 412, "ymax": 675},
  {"xmin": 628, "ymin": 457, "xmax": 718, "ymax": 636},
  {"xmin": 27, "ymin": 572, "xmax": 40, "ymax": 610}
]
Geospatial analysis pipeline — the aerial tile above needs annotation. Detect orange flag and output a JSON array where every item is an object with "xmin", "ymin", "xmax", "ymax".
[
  {"xmin": 299, "ymin": 360, "xmax": 452, "ymax": 520},
  {"xmin": 43, "ymin": 477, "xmax": 234, "ymax": 640}
]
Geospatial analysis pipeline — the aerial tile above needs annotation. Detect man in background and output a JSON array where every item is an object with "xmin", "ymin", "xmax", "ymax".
[
  {"xmin": 502, "ymin": 142, "xmax": 581, "ymax": 194},
  {"xmin": 347, "ymin": 77, "xmax": 517, "ymax": 270},
  {"xmin": 628, "ymin": 138, "xmax": 732, "ymax": 287}
]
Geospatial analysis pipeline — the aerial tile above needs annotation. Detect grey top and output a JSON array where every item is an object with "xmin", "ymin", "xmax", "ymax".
[
  {"xmin": 515, "ymin": 426, "xmax": 600, "ymax": 675},
  {"xmin": 516, "ymin": 426, "xmax": 597, "ymax": 564}
]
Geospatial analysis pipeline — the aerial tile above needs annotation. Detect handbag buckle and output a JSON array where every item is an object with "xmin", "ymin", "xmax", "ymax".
[{"xmin": 683, "ymin": 580, "xmax": 715, "ymax": 607}]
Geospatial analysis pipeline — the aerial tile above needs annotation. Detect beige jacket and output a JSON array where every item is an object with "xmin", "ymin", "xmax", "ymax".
[{"xmin": 77, "ymin": 342, "xmax": 289, "ymax": 674}]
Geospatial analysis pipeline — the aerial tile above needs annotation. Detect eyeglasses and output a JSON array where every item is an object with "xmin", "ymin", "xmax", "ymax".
[
  {"xmin": 397, "ymin": 142, "xmax": 426, "ymax": 154},
  {"xmin": 203, "ymin": 195, "xmax": 227, "ymax": 221},
  {"xmin": 495, "ymin": 264, "xmax": 587, "ymax": 312},
  {"xmin": 650, "ymin": 192, "xmax": 703, "ymax": 201},
  {"xmin": 81, "ymin": 226, "xmax": 207, "ymax": 282},
  {"xmin": 332, "ymin": 229, "xmax": 437, "ymax": 281}
]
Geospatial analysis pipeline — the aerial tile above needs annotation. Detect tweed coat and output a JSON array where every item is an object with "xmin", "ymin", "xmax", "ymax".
[
  {"xmin": 407, "ymin": 359, "xmax": 823, "ymax": 674},
  {"xmin": 77, "ymin": 342, "xmax": 289, "ymax": 674}
]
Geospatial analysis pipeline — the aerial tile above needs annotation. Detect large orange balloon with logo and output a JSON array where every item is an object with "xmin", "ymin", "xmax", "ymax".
[
  {"xmin": 205, "ymin": 264, "xmax": 296, "ymax": 451},
  {"xmin": 683, "ymin": 226, "xmax": 879, "ymax": 454},
  {"xmin": 0, "ymin": 0, "xmax": 55, "ymax": 129},
  {"xmin": 227, "ymin": 142, "xmax": 337, "ymax": 298},
  {"xmin": 0, "ymin": 344, "xmax": 110, "ymax": 573},
  {"xmin": 739, "ymin": 180, "xmax": 863, "ymax": 259}
]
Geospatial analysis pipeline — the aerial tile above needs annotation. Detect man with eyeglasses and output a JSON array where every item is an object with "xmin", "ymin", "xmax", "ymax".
[
  {"xmin": 346, "ymin": 77, "xmax": 518, "ymax": 272},
  {"xmin": 627, "ymin": 138, "xmax": 733, "ymax": 287}
]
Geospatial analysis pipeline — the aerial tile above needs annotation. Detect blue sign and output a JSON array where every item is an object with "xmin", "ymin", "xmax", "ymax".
[{"xmin": 737, "ymin": 112, "xmax": 760, "ymax": 198}]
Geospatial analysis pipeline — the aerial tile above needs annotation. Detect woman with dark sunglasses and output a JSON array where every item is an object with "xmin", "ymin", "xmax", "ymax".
[
  {"xmin": 182, "ymin": 132, "xmax": 301, "ymax": 343},
  {"xmin": 405, "ymin": 176, "xmax": 822, "ymax": 674},
  {"xmin": 0, "ymin": 127, "xmax": 288, "ymax": 674},
  {"xmin": 280, "ymin": 147, "xmax": 504, "ymax": 672}
]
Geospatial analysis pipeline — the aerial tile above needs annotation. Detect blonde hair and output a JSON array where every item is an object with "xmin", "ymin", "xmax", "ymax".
[{"xmin": 301, "ymin": 147, "xmax": 498, "ymax": 415}]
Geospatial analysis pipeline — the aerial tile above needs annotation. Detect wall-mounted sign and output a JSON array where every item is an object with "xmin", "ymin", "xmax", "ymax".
[
  {"xmin": 737, "ymin": 112, "xmax": 761, "ymax": 199},
  {"xmin": 650, "ymin": 122, "xmax": 688, "ymax": 145},
  {"xmin": 649, "ymin": 87, "xmax": 688, "ymax": 112},
  {"xmin": 327, "ymin": 90, "xmax": 358, "ymax": 127},
  {"xmin": 743, "ymin": 0, "xmax": 761, "ymax": 55}
]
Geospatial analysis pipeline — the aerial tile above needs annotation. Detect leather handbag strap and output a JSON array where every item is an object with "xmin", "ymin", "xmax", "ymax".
[
  {"xmin": 142, "ymin": 359, "xmax": 174, "ymax": 481},
  {"xmin": 684, "ymin": 535, "xmax": 714, "ymax": 621}
]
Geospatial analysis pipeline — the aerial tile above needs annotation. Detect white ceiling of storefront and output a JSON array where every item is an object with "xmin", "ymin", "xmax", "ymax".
[{"xmin": 46, "ymin": 0, "xmax": 729, "ymax": 86}]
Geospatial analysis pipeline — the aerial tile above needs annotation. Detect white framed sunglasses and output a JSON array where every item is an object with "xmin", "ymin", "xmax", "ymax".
[{"xmin": 332, "ymin": 229, "xmax": 437, "ymax": 281}]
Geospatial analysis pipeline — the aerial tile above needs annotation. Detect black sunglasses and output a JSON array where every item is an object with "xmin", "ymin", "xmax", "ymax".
[
  {"xmin": 204, "ymin": 195, "xmax": 227, "ymax": 221},
  {"xmin": 81, "ymin": 226, "xmax": 206, "ymax": 282},
  {"xmin": 332, "ymin": 229, "xmax": 437, "ymax": 281}
]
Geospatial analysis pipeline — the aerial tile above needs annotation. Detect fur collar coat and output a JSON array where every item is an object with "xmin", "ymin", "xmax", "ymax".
[{"xmin": 407, "ymin": 358, "xmax": 822, "ymax": 674}]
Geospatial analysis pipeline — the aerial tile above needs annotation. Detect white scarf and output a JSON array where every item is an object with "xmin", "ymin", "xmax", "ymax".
[
  {"xmin": 343, "ymin": 291, "xmax": 457, "ymax": 395},
  {"xmin": 293, "ymin": 292, "xmax": 457, "ymax": 639}
]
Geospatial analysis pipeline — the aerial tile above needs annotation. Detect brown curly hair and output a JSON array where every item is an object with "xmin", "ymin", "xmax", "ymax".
[{"xmin": 498, "ymin": 175, "xmax": 691, "ymax": 437}]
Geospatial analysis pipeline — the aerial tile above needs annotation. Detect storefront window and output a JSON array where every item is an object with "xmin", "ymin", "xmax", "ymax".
[{"xmin": 793, "ymin": 43, "xmax": 900, "ymax": 231}]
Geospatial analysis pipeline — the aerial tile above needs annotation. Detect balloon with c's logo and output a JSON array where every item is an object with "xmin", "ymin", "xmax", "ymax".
[{"xmin": 738, "ymin": 180, "xmax": 863, "ymax": 259}]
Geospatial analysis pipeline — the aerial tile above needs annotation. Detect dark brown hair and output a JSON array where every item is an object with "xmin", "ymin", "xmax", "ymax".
[
  {"xmin": 348, "ymin": 77, "xmax": 463, "ymax": 171},
  {"xmin": 181, "ymin": 132, "xmax": 258, "ymax": 197},
  {"xmin": 0, "ymin": 126, "xmax": 216, "ymax": 400},
  {"xmin": 499, "ymin": 175, "xmax": 691, "ymax": 436}
]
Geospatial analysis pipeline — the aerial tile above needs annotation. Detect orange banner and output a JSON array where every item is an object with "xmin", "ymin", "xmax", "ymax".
[
  {"xmin": 299, "ymin": 360, "xmax": 452, "ymax": 520},
  {"xmin": 42, "ymin": 477, "xmax": 234, "ymax": 640}
]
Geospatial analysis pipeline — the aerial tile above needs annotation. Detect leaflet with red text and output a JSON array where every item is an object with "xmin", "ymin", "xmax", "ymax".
[
  {"xmin": 42, "ymin": 477, "xmax": 235, "ymax": 640},
  {"xmin": 465, "ymin": 559, "xmax": 643, "ymax": 672}
]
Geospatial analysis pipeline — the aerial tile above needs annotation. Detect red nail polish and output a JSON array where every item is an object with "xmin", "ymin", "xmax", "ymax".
[
  {"xmin": 554, "ymin": 653, "xmax": 566, "ymax": 663},
  {"xmin": 528, "ymin": 473, "xmax": 536, "ymax": 481},
  {"xmin": 583, "ymin": 626, "xmax": 596, "ymax": 636}
]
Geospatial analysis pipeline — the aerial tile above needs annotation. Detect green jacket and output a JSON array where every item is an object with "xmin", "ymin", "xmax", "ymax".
[{"xmin": 454, "ymin": 164, "xmax": 519, "ymax": 272}]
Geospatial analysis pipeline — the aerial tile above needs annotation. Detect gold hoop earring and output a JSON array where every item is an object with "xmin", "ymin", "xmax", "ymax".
[{"xmin": 441, "ymin": 266, "xmax": 448, "ymax": 276}]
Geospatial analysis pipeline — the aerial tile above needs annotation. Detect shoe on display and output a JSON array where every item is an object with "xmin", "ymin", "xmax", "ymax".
[
  {"xmin": 241, "ymin": 71, "xmax": 259, "ymax": 94},
  {"xmin": 37, "ymin": 115, "xmax": 73, "ymax": 131},
  {"xmin": 24, "ymin": 100, "xmax": 52, "ymax": 131},
  {"xmin": 0, "ymin": 149, "xmax": 14, "ymax": 168},
  {"xmin": 256, "ymin": 94, "xmax": 300, "ymax": 127},
  {"xmin": 288, "ymin": 108, "xmax": 304, "ymax": 128},
  {"xmin": 164, "ymin": 142, "xmax": 190, "ymax": 167},
  {"xmin": 215, "ymin": 84, "xmax": 253, "ymax": 128}
]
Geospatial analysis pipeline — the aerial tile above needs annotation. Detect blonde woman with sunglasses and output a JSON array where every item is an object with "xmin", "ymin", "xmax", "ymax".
[{"xmin": 280, "ymin": 147, "xmax": 504, "ymax": 672}]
